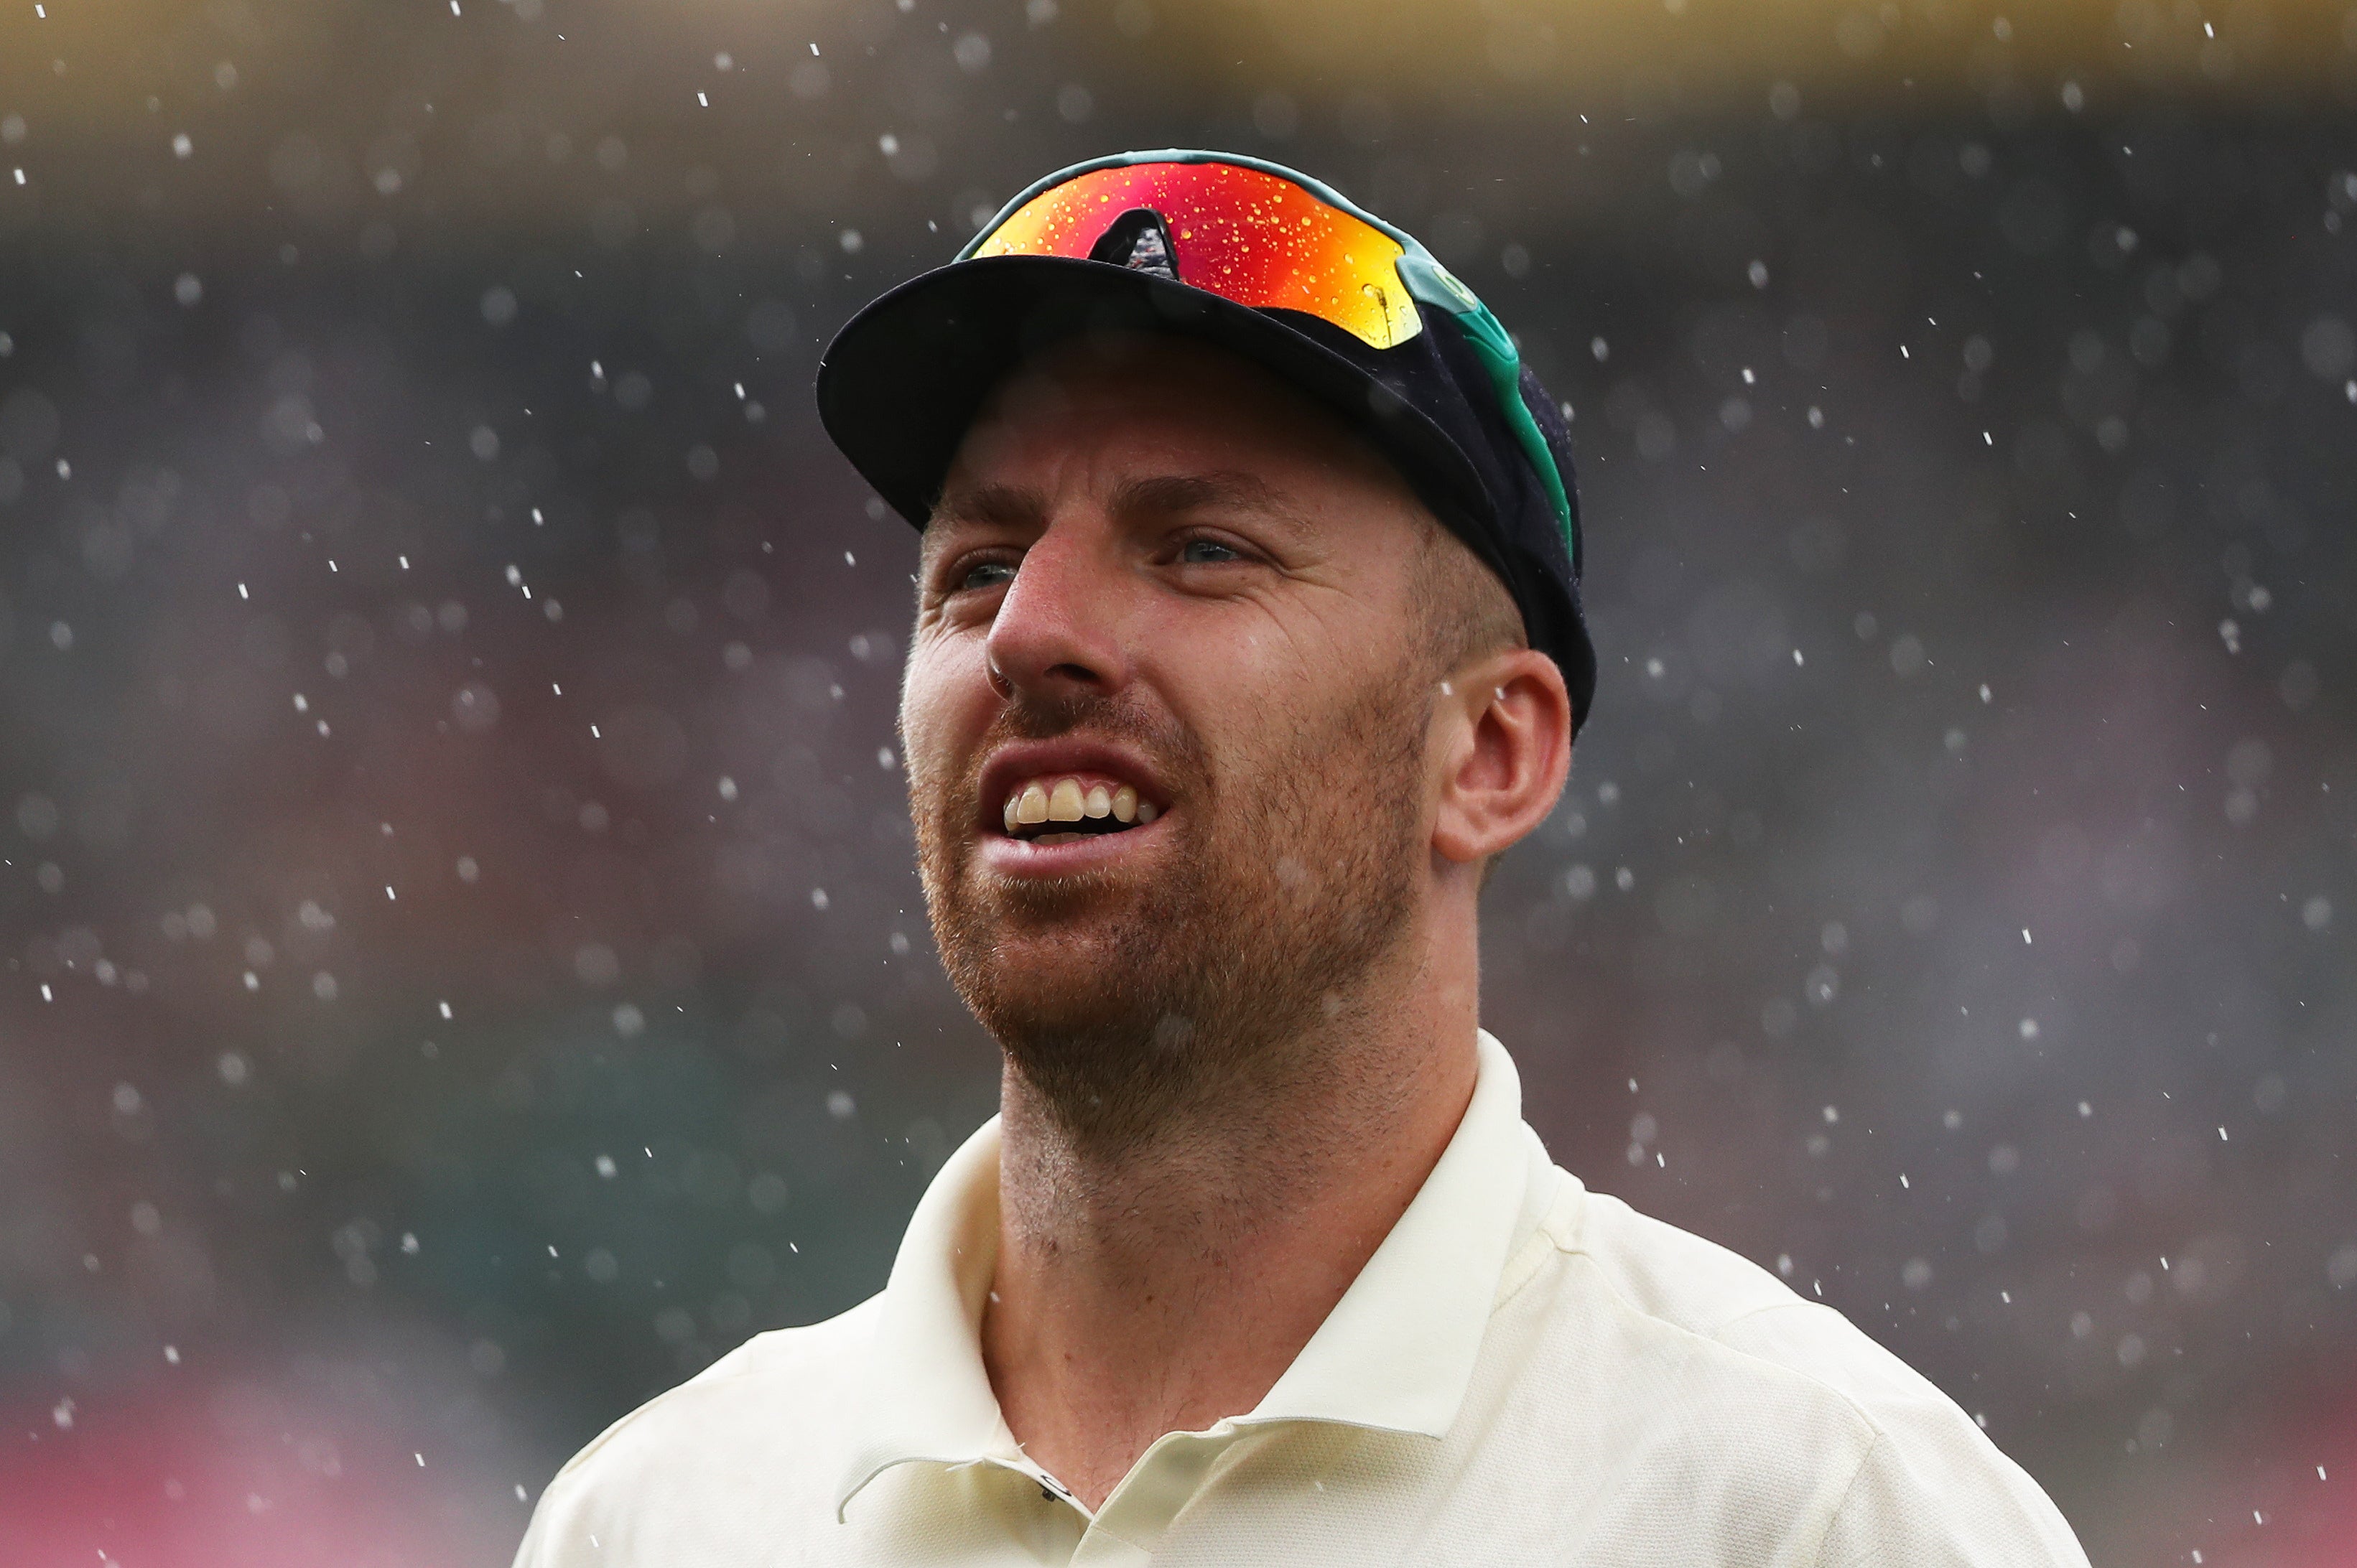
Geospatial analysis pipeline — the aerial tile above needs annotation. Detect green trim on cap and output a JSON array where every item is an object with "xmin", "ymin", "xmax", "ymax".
[
  {"xmin": 1393, "ymin": 253, "xmax": 1574, "ymax": 571},
  {"xmin": 957, "ymin": 149, "xmax": 1576, "ymax": 567}
]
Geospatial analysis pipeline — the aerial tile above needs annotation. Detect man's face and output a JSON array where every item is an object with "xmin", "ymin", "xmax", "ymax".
[{"xmin": 900, "ymin": 334, "xmax": 1447, "ymax": 1144}]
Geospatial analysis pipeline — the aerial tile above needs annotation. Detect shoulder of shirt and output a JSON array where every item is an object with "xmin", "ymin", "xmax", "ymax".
[
  {"xmin": 1508, "ymin": 1169, "xmax": 1876, "ymax": 1433},
  {"xmin": 540, "ymin": 1292, "xmax": 884, "ymax": 1495},
  {"xmin": 1510, "ymin": 1164, "xmax": 1913, "ymax": 1426},
  {"xmin": 1505, "ymin": 1159, "xmax": 2088, "ymax": 1564},
  {"xmin": 1529, "ymin": 1172, "xmax": 1800, "ymax": 1317}
]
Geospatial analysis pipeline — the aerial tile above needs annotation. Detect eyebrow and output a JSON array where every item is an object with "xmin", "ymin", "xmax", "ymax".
[
  {"xmin": 929, "ymin": 481, "xmax": 1043, "ymax": 533},
  {"xmin": 931, "ymin": 470, "xmax": 1311, "ymax": 538},
  {"xmin": 1106, "ymin": 470, "xmax": 1302, "ymax": 528}
]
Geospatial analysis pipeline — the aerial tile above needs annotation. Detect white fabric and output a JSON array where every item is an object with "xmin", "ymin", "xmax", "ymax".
[{"xmin": 515, "ymin": 1032, "xmax": 2090, "ymax": 1567}]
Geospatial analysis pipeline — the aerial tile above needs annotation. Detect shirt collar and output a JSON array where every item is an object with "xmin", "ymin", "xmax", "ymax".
[
  {"xmin": 1233, "ymin": 1030, "xmax": 1532, "ymax": 1436},
  {"xmin": 835, "ymin": 1109, "xmax": 1013, "ymax": 1520},
  {"xmin": 835, "ymin": 1030, "xmax": 1535, "ymax": 1518}
]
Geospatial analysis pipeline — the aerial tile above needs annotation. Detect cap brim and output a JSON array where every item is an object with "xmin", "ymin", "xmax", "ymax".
[{"xmin": 815, "ymin": 255, "xmax": 1494, "ymax": 545}]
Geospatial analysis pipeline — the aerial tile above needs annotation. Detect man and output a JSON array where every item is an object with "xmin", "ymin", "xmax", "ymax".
[{"xmin": 516, "ymin": 153, "xmax": 2088, "ymax": 1566}]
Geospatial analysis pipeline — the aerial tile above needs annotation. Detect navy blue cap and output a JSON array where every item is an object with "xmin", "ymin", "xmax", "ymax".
[{"xmin": 815, "ymin": 151, "xmax": 1595, "ymax": 732}]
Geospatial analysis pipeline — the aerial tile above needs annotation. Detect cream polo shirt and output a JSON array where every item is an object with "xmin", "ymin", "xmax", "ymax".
[{"xmin": 515, "ymin": 1032, "xmax": 2091, "ymax": 1567}]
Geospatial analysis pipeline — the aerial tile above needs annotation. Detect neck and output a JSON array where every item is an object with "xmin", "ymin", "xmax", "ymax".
[{"xmin": 979, "ymin": 919, "xmax": 1481, "ymax": 1509}]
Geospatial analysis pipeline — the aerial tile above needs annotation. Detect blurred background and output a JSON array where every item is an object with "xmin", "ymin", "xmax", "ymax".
[{"xmin": 2, "ymin": 0, "xmax": 2354, "ymax": 1561}]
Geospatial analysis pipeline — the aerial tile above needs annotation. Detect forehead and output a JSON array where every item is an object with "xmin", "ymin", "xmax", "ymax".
[{"xmin": 936, "ymin": 332, "xmax": 1413, "ymax": 515}]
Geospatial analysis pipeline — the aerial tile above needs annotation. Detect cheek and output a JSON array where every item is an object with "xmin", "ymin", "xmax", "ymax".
[
  {"xmin": 1194, "ymin": 621, "xmax": 1425, "ymax": 798},
  {"xmin": 898, "ymin": 640, "xmax": 985, "ymax": 786},
  {"xmin": 1156, "ymin": 594, "xmax": 1315, "ymax": 695},
  {"xmin": 1143, "ymin": 625, "xmax": 1314, "ymax": 792}
]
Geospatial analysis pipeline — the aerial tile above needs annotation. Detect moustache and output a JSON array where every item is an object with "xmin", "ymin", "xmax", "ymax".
[{"xmin": 942, "ymin": 689, "xmax": 1204, "ymax": 817}]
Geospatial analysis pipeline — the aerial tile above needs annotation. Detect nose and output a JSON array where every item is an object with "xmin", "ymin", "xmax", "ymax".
[{"xmin": 984, "ymin": 522, "xmax": 1132, "ymax": 701}]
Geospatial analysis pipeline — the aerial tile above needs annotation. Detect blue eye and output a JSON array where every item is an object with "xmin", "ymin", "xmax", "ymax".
[
  {"xmin": 1179, "ymin": 538, "xmax": 1241, "ymax": 564},
  {"xmin": 959, "ymin": 561, "xmax": 1017, "ymax": 590}
]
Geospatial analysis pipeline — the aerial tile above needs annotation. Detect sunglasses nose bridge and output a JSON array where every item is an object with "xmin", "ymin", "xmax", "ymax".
[{"xmin": 1086, "ymin": 207, "xmax": 1181, "ymax": 279}]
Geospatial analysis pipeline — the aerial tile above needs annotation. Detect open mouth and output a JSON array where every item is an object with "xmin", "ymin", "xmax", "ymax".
[{"xmin": 999, "ymin": 775, "xmax": 1161, "ymax": 846}]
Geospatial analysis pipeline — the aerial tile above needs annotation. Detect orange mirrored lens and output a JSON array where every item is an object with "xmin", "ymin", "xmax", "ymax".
[{"xmin": 972, "ymin": 162, "xmax": 1423, "ymax": 350}]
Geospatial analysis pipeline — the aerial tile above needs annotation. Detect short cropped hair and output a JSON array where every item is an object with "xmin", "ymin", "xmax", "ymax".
[
  {"xmin": 1410, "ymin": 521, "xmax": 1528, "ymax": 891},
  {"xmin": 1413, "ymin": 518, "xmax": 1526, "ymax": 681}
]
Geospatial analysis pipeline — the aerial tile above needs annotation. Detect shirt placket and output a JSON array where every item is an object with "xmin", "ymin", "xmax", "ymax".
[
  {"xmin": 1070, "ymin": 1424, "xmax": 1253, "ymax": 1567},
  {"xmin": 960, "ymin": 1447, "xmax": 1092, "ymax": 1564}
]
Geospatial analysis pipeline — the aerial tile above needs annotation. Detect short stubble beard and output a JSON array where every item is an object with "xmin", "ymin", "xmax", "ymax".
[{"xmin": 910, "ymin": 658, "xmax": 1433, "ymax": 1159}]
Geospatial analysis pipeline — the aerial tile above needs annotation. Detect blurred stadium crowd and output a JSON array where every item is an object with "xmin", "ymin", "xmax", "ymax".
[{"xmin": 1, "ymin": 1, "xmax": 2354, "ymax": 1561}]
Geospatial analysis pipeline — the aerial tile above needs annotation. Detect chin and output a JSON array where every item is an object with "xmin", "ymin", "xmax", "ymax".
[
  {"xmin": 975, "ymin": 981, "xmax": 1150, "ymax": 1052},
  {"xmin": 987, "ymin": 872, "xmax": 1143, "ymax": 929},
  {"xmin": 955, "ymin": 946, "xmax": 1173, "ymax": 1073},
  {"xmin": 972, "ymin": 915, "xmax": 1150, "ymax": 1009}
]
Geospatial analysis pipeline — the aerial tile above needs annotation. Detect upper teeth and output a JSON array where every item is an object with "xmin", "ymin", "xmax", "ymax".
[{"xmin": 1001, "ymin": 777, "xmax": 1154, "ymax": 834}]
